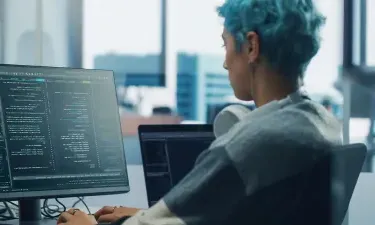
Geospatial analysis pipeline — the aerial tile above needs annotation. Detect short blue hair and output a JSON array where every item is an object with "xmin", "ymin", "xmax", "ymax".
[{"xmin": 217, "ymin": 0, "xmax": 326, "ymax": 78}]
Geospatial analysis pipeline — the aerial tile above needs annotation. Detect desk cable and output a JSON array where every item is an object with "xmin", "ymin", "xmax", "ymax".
[{"xmin": 0, "ymin": 197, "xmax": 90, "ymax": 221}]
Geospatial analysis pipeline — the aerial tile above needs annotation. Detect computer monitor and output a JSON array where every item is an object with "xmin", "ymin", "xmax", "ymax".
[
  {"xmin": 0, "ymin": 65, "xmax": 129, "ymax": 223},
  {"xmin": 138, "ymin": 125, "xmax": 215, "ymax": 207}
]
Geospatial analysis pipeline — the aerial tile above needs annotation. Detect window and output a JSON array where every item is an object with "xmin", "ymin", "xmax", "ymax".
[
  {"xmin": 0, "ymin": 0, "xmax": 4, "ymax": 63},
  {"xmin": 169, "ymin": 0, "xmax": 224, "ymax": 55},
  {"xmin": 170, "ymin": 0, "xmax": 226, "ymax": 122},
  {"xmin": 366, "ymin": 0, "xmax": 375, "ymax": 66},
  {"xmin": 0, "ymin": 0, "xmax": 83, "ymax": 67},
  {"xmin": 83, "ymin": 0, "xmax": 161, "ymax": 68},
  {"xmin": 83, "ymin": 0, "xmax": 164, "ymax": 167},
  {"xmin": 304, "ymin": 0, "xmax": 343, "ymax": 90},
  {"xmin": 83, "ymin": 0, "xmax": 165, "ymax": 111},
  {"xmin": 2, "ymin": 0, "xmax": 37, "ymax": 65}
]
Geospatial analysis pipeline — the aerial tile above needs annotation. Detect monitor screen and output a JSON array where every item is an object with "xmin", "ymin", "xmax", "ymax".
[
  {"xmin": 139, "ymin": 125, "xmax": 215, "ymax": 206},
  {"xmin": 0, "ymin": 65, "xmax": 129, "ymax": 200}
]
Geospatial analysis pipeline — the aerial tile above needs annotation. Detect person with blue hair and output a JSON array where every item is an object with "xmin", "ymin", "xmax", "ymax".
[
  {"xmin": 218, "ymin": 0, "xmax": 325, "ymax": 103},
  {"xmin": 58, "ymin": 1, "xmax": 342, "ymax": 225}
]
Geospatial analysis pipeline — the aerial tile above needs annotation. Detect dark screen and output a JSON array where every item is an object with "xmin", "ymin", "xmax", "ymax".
[
  {"xmin": 140, "ymin": 131, "xmax": 214, "ymax": 206},
  {"xmin": 0, "ymin": 65, "xmax": 128, "ymax": 199}
]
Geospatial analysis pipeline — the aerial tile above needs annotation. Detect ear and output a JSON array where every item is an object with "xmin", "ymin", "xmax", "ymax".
[{"xmin": 245, "ymin": 31, "xmax": 260, "ymax": 63}]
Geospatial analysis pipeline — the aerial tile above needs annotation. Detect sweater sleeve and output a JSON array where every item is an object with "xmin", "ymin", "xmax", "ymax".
[{"xmin": 122, "ymin": 146, "xmax": 246, "ymax": 225}]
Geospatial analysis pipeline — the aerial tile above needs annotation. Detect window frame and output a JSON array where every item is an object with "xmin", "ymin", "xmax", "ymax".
[
  {"xmin": 341, "ymin": 0, "xmax": 375, "ymax": 91},
  {"xmin": 341, "ymin": 0, "xmax": 375, "ymax": 174}
]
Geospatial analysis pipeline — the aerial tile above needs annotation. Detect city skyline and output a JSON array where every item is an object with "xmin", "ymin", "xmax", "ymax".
[
  {"xmin": 94, "ymin": 52, "xmax": 231, "ymax": 121},
  {"xmin": 83, "ymin": 0, "xmax": 344, "ymax": 93}
]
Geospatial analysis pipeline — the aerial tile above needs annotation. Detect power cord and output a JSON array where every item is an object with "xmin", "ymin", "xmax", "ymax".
[
  {"xmin": 0, "ymin": 205, "xmax": 7, "ymax": 215},
  {"xmin": 41, "ymin": 198, "xmax": 66, "ymax": 219},
  {"xmin": 42, "ymin": 197, "xmax": 91, "ymax": 219},
  {"xmin": 72, "ymin": 197, "xmax": 91, "ymax": 214},
  {"xmin": 0, "ymin": 215, "xmax": 17, "ymax": 221},
  {"xmin": 0, "ymin": 197, "xmax": 90, "ymax": 221},
  {"xmin": 0, "ymin": 202, "xmax": 17, "ymax": 221}
]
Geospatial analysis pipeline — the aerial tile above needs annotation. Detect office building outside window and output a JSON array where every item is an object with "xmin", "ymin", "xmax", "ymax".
[{"xmin": 176, "ymin": 53, "xmax": 232, "ymax": 122}]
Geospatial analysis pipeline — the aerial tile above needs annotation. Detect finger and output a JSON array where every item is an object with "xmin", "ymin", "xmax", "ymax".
[
  {"xmin": 97, "ymin": 214, "xmax": 118, "ymax": 223},
  {"xmin": 94, "ymin": 206, "xmax": 115, "ymax": 218},
  {"xmin": 57, "ymin": 212, "xmax": 73, "ymax": 224},
  {"xmin": 74, "ymin": 210, "xmax": 87, "ymax": 217},
  {"xmin": 67, "ymin": 208, "xmax": 77, "ymax": 215}
]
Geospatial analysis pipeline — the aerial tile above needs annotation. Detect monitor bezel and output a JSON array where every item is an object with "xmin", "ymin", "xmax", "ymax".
[
  {"xmin": 0, "ymin": 64, "xmax": 130, "ymax": 201},
  {"xmin": 138, "ymin": 124, "xmax": 214, "ymax": 206},
  {"xmin": 138, "ymin": 124, "xmax": 213, "ymax": 134}
]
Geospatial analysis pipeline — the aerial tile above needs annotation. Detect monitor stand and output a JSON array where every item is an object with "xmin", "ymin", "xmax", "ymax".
[
  {"xmin": 0, "ymin": 199, "xmax": 55, "ymax": 225},
  {"xmin": 18, "ymin": 199, "xmax": 42, "ymax": 224}
]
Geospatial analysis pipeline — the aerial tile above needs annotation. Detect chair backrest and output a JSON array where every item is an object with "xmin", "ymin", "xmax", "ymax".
[
  {"xmin": 222, "ymin": 144, "xmax": 367, "ymax": 225},
  {"xmin": 282, "ymin": 143, "xmax": 367, "ymax": 225},
  {"xmin": 329, "ymin": 143, "xmax": 367, "ymax": 225}
]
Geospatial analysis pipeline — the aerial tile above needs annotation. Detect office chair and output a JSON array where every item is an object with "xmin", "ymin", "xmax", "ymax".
[
  {"xmin": 222, "ymin": 143, "xmax": 366, "ymax": 225},
  {"xmin": 289, "ymin": 143, "xmax": 366, "ymax": 225},
  {"xmin": 329, "ymin": 143, "xmax": 367, "ymax": 225}
]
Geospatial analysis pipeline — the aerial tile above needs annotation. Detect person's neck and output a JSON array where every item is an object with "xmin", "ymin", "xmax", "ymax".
[{"xmin": 253, "ymin": 74, "xmax": 299, "ymax": 107}]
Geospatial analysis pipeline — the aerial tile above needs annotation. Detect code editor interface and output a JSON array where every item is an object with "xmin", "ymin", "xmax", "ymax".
[
  {"xmin": 140, "ymin": 131, "xmax": 214, "ymax": 206},
  {"xmin": 0, "ymin": 68, "xmax": 128, "ymax": 194}
]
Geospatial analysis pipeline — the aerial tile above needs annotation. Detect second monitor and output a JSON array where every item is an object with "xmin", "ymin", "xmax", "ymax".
[{"xmin": 138, "ymin": 125, "xmax": 215, "ymax": 207}]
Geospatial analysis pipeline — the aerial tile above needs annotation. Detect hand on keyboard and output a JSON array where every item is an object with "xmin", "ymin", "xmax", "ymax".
[
  {"xmin": 57, "ymin": 209, "xmax": 97, "ymax": 225},
  {"xmin": 94, "ymin": 206, "xmax": 140, "ymax": 223}
]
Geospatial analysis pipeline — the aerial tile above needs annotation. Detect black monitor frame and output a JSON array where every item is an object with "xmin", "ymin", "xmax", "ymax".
[
  {"xmin": 0, "ymin": 64, "xmax": 129, "ymax": 223},
  {"xmin": 138, "ymin": 124, "xmax": 213, "ymax": 207}
]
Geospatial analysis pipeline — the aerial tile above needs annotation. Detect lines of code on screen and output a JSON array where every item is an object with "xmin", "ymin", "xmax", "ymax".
[
  {"xmin": 140, "ymin": 132, "xmax": 215, "ymax": 206},
  {"xmin": 0, "ymin": 68, "xmax": 128, "ymax": 193}
]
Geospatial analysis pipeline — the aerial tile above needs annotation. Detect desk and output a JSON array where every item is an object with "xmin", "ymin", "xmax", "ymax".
[
  {"xmin": 0, "ymin": 165, "xmax": 148, "ymax": 225},
  {"xmin": 6, "ymin": 166, "xmax": 373, "ymax": 225},
  {"xmin": 62, "ymin": 165, "xmax": 148, "ymax": 212}
]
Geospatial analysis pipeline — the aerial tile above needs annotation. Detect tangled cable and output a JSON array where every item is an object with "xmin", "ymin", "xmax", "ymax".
[{"xmin": 0, "ymin": 197, "xmax": 90, "ymax": 221}]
